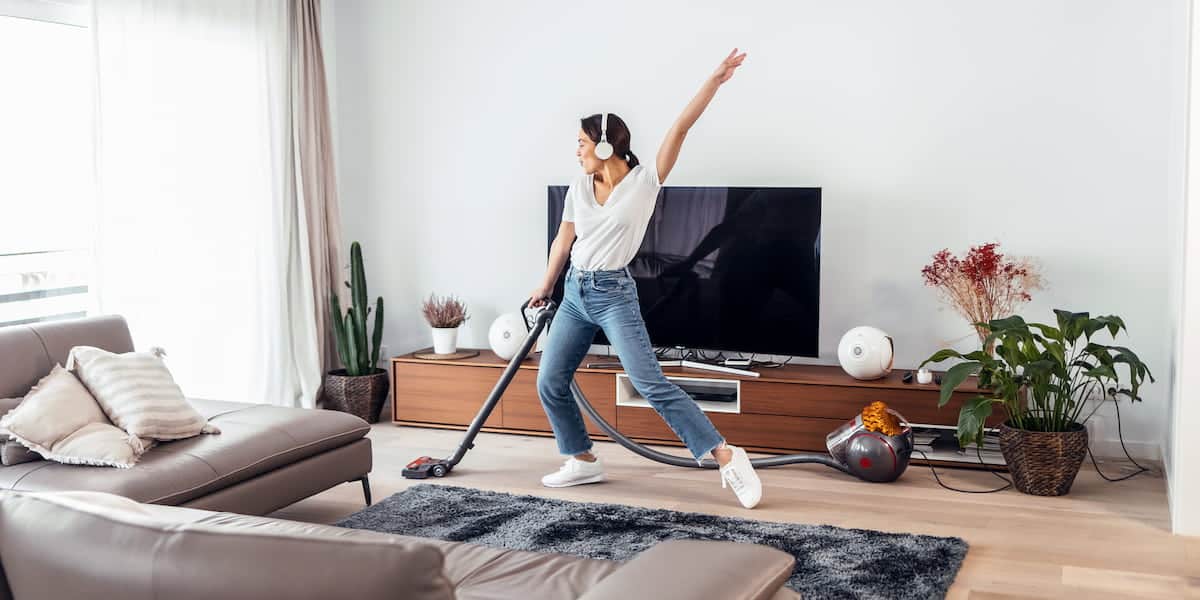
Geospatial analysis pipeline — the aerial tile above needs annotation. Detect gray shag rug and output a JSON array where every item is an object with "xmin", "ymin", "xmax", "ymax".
[{"xmin": 336, "ymin": 484, "xmax": 967, "ymax": 599}]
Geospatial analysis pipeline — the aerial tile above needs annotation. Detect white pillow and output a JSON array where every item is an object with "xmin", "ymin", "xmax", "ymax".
[
  {"xmin": 67, "ymin": 346, "xmax": 219, "ymax": 441},
  {"xmin": 0, "ymin": 366, "xmax": 143, "ymax": 468}
]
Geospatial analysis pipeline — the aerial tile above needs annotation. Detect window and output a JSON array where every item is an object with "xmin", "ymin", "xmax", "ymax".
[{"xmin": 0, "ymin": 7, "xmax": 94, "ymax": 326}]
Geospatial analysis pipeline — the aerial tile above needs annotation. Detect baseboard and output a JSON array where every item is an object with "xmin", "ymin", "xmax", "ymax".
[{"xmin": 1088, "ymin": 436, "xmax": 1161, "ymax": 463}]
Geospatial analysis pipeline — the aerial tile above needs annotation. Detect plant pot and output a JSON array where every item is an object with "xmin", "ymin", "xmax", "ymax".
[
  {"xmin": 998, "ymin": 422, "xmax": 1088, "ymax": 496},
  {"xmin": 323, "ymin": 368, "xmax": 389, "ymax": 423},
  {"xmin": 432, "ymin": 327, "xmax": 459, "ymax": 354}
]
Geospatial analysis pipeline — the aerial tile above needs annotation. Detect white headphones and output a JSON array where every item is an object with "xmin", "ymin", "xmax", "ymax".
[{"xmin": 594, "ymin": 112, "xmax": 614, "ymax": 160}]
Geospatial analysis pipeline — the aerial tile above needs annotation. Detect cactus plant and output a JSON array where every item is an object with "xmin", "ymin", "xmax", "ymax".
[{"xmin": 330, "ymin": 242, "xmax": 384, "ymax": 376}]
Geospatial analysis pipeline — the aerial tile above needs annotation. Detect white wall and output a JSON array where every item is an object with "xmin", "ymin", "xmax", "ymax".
[
  {"xmin": 1168, "ymin": 0, "xmax": 1200, "ymax": 538},
  {"xmin": 328, "ymin": 0, "xmax": 1188, "ymax": 458}
]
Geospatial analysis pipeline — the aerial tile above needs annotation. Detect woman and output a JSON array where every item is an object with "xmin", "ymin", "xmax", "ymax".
[{"xmin": 528, "ymin": 49, "xmax": 762, "ymax": 509}]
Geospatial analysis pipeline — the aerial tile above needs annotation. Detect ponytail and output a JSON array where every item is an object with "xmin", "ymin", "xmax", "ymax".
[{"xmin": 625, "ymin": 150, "xmax": 640, "ymax": 168}]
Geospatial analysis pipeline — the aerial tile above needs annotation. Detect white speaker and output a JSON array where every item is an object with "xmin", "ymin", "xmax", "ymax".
[
  {"xmin": 837, "ymin": 326, "xmax": 895, "ymax": 380},
  {"xmin": 488, "ymin": 312, "xmax": 532, "ymax": 361}
]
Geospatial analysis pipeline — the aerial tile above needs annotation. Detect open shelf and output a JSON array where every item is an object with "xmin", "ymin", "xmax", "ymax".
[
  {"xmin": 909, "ymin": 423, "xmax": 1005, "ymax": 466},
  {"xmin": 615, "ymin": 373, "xmax": 741, "ymax": 414}
]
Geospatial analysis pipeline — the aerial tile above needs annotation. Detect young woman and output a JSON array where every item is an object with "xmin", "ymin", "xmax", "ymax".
[{"xmin": 528, "ymin": 49, "xmax": 762, "ymax": 509}]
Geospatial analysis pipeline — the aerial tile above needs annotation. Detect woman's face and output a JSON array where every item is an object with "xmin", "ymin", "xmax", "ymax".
[{"xmin": 577, "ymin": 128, "xmax": 602, "ymax": 174}]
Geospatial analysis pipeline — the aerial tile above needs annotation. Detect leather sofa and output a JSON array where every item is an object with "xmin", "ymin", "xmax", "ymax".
[
  {"xmin": 0, "ymin": 489, "xmax": 802, "ymax": 600},
  {"xmin": 0, "ymin": 316, "xmax": 372, "ymax": 515}
]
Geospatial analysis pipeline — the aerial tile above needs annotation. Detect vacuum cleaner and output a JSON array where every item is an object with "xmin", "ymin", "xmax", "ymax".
[{"xmin": 403, "ymin": 300, "xmax": 913, "ymax": 483}]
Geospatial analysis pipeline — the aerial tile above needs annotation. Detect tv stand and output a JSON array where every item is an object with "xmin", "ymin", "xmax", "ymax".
[{"xmin": 392, "ymin": 349, "xmax": 1004, "ymax": 470}]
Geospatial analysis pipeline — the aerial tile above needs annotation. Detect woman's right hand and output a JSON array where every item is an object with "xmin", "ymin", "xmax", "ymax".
[{"xmin": 528, "ymin": 285, "xmax": 553, "ymax": 308}]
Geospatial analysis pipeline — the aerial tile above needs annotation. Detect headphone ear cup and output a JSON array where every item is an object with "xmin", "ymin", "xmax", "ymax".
[{"xmin": 594, "ymin": 141, "xmax": 614, "ymax": 160}]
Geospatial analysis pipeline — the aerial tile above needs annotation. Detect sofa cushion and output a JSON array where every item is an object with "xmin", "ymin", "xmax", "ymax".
[
  {"xmin": 0, "ymin": 365, "xmax": 143, "ymax": 468},
  {"xmin": 0, "ymin": 400, "xmax": 370, "ymax": 505},
  {"xmin": 68, "ymin": 346, "xmax": 218, "ymax": 441},
  {"xmin": 0, "ymin": 442, "xmax": 38, "ymax": 466},
  {"xmin": 0, "ymin": 398, "xmax": 38, "ymax": 466},
  {"xmin": 0, "ymin": 327, "xmax": 53, "ymax": 400},
  {"xmin": 29, "ymin": 314, "xmax": 135, "ymax": 368},
  {"xmin": 0, "ymin": 398, "xmax": 20, "ymax": 416},
  {"xmin": 0, "ymin": 490, "xmax": 454, "ymax": 600},
  {"xmin": 416, "ymin": 537, "xmax": 622, "ymax": 600}
]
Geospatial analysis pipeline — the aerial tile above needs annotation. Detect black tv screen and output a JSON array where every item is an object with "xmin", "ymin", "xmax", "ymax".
[{"xmin": 547, "ymin": 186, "xmax": 820, "ymax": 357}]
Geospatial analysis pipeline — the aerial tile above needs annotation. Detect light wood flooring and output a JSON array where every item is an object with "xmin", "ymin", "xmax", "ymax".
[{"xmin": 271, "ymin": 424, "xmax": 1200, "ymax": 599}]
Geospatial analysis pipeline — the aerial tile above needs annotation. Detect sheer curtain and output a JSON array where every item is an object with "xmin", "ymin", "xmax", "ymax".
[{"xmin": 92, "ymin": 0, "xmax": 337, "ymax": 407}]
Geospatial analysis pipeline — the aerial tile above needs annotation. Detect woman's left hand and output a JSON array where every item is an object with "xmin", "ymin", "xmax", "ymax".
[{"xmin": 711, "ymin": 48, "xmax": 747, "ymax": 85}]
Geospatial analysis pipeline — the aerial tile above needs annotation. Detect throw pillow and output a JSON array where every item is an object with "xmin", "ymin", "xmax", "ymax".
[
  {"xmin": 67, "ymin": 346, "xmax": 219, "ymax": 441},
  {"xmin": 0, "ymin": 366, "xmax": 143, "ymax": 468}
]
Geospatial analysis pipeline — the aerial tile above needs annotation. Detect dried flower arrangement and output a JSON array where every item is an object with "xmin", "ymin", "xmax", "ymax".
[
  {"xmin": 421, "ymin": 293, "xmax": 469, "ymax": 329},
  {"xmin": 921, "ymin": 242, "xmax": 1043, "ymax": 345}
]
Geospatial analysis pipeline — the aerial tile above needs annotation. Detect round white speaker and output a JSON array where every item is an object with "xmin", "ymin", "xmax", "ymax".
[
  {"xmin": 837, "ymin": 326, "xmax": 895, "ymax": 380},
  {"xmin": 488, "ymin": 312, "xmax": 532, "ymax": 361}
]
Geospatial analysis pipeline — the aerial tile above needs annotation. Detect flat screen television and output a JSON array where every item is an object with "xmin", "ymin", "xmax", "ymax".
[{"xmin": 547, "ymin": 185, "xmax": 821, "ymax": 357}]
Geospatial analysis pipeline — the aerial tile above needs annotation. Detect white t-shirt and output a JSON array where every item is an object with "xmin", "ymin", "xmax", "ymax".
[{"xmin": 562, "ymin": 164, "xmax": 661, "ymax": 271}]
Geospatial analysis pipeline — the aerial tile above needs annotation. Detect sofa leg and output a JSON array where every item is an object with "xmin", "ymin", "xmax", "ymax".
[{"xmin": 359, "ymin": 475, "xmax": 372, "ymax": 506}]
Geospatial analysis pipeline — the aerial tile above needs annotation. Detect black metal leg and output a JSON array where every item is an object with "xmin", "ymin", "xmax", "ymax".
[{"xmin": 359, "ymin": 475, "xmax": 372, "ymax": 505}]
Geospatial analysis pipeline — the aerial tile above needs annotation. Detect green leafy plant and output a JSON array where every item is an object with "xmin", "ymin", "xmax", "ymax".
[
  {"xmin": 330, "ymin": 241, "xmax": 384, "ymax": 376},
  {"xmin": 921, "ymin": 310, "xmax": 1153, "ymax": 447}
]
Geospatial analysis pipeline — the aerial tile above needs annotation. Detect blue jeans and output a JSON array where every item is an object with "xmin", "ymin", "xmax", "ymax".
[{"xmin": 537, "ymin": 263, "xmax": 725, "ymax": 462}]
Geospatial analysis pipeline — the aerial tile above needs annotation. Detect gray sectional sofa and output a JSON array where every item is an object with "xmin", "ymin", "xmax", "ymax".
[{"xmin": 0, "ymin": 315, "xmax": 372, "ymax": 515}]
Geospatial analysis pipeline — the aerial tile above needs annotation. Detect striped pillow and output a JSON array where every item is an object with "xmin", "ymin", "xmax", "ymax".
[{"xmin": 66, "ymin": 346, "xmax": 219, "ymax": 441}]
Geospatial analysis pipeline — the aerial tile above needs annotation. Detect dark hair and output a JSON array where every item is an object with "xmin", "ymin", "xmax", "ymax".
[{"xmin": 581, "ymin": 113, "xmax": 640, "ymax": 167}]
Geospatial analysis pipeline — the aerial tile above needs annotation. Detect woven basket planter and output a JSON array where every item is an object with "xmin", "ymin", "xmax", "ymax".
[
  {"xmin": 998, "ymin": 422, "xmax": 1088, "ymax": 496},
  {"xmin": 323, "ymin": 369, "xmax": 389, "ymax": 423}
]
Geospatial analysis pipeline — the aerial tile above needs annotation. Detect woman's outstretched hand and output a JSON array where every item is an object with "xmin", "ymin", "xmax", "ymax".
[
  {"xmin": 711, "ymin": 48, "xmax": 747, "ymax": 85},
  {"xmin": 657, "ymin": 48, "xmax": 747, "ymax": 184}
]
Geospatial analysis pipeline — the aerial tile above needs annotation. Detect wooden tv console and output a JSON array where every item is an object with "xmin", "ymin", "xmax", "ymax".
[{"xmin": 391, "ymin": 349, "xmax": 998, "ymax": 469}]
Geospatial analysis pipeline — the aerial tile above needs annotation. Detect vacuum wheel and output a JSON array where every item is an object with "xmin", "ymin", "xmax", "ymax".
[{"xmin": 431, "ymin": 464, "xmax": 448, "ymax": 477}]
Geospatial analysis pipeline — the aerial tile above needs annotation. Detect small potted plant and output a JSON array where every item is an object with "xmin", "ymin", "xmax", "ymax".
[
  {"xmin": 921, "ymin": 310, "xmax": 1152, "ymax": 496},
  {"xmin": 922, "ymin": 242, "xmax": 1043, "ymax": 350},
  {"xmin": 422, "ymin": 294, "xmax": 469, "ymax": 354},
  {"xmin": 325, "ymin": 241, "xmax": 388, "ymax": 423}
]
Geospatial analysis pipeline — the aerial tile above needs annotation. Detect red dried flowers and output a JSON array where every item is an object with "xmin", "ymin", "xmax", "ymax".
[{"xmin": 922, "ymin": 243, "xmax": 1043, "ymax": 344}]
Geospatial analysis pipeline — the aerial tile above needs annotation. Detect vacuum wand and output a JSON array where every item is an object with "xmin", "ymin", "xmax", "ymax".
[{"xmin": 403, "ymin": 300, "xmax": 556, "ymax": 479}]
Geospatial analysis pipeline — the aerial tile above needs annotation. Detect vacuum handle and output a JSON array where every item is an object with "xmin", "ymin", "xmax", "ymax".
[{"xmin": 520, "ymin": 298, "xmax": 556, "ymax": 332}]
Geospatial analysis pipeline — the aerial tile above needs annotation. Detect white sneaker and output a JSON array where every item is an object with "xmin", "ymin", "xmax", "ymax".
[
  {"xmin": 719, "ymin": 445, "xmax": 762, "ymax": 508},
  {"xmin": 541, "ymin": 457, "xmax": 606, "ymax": 488}
]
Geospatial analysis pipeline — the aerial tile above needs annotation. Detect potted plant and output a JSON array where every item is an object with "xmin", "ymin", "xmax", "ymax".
[
  {"xmin": 422, "ymin": 294, "xmax": 469, "ymax": 354},
  {"xmin": 325, "ymin": 241, "xmax": 387, "ymax": 423},
  {"xmin": 921, "ymin": 310, "xmax": 1152, "ymax": 496},
  {"xmin": 922, "ymin": 242, "xmax": 1042, "ymax": 349}
]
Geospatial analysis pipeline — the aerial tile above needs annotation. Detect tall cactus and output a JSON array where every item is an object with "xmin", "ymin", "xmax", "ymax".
[{"xmin": 330, "ymin": 241, "xmax": 384, "ymax": 376}]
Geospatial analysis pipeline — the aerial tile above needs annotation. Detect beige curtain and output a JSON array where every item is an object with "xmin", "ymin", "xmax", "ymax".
[{"xmin": 291, "ymin": 0, "xmax": 345, "ymax": 381}]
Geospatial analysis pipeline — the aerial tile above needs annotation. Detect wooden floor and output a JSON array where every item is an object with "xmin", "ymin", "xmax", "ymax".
[{"xmin": 271, "ymin": 424, "xmax": 1200, "ymax": 599}]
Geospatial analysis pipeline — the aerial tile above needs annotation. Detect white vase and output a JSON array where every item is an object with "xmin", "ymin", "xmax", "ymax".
[{"xmin": 432, "ymin": 327, "xmax": 459, "ymax": 354}]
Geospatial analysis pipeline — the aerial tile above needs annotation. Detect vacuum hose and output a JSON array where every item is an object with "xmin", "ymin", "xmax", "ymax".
[{"xmin": 568, "ymin": 379, "xmax": 854, "ymax": 475}]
